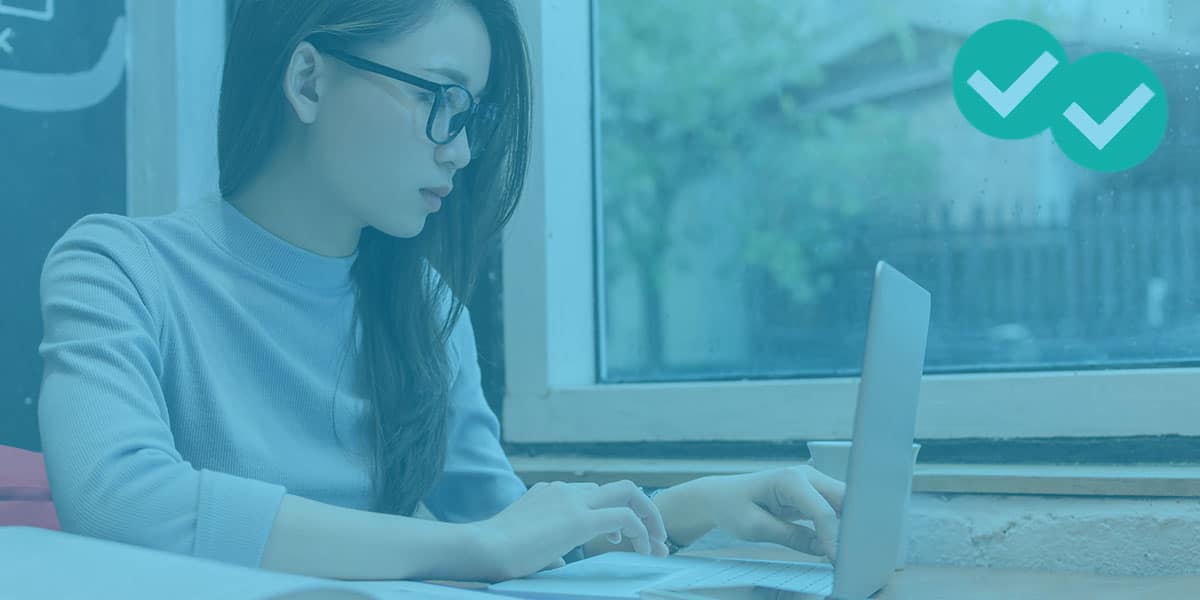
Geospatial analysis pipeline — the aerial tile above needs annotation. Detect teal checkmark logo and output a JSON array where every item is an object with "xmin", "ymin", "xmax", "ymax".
[
  {"xmin": 954, "ymin": 19, "xmax": 1168, "ymax": 172},
  {"xmin": 1050, "ymin": 52, "xmax": 1167, "ymax": 171},
  {"xmin": 954, "ymin": 20, "xmax": 1068, "ymax": 139}
]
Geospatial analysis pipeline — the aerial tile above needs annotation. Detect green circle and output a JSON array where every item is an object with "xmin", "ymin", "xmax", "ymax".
[
  {"xmin": 953, "ymin": 19, "xmax": 1069, "ymax": 139},
  {"xmin": 1049, "ymin": 52, "xmax": 1168, "ymax": 172}
]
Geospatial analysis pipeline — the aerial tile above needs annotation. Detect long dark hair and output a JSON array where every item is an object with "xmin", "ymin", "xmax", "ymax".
[{"xmin": 218, "ymin": 0, "xmax": 531, "ymax": 516}]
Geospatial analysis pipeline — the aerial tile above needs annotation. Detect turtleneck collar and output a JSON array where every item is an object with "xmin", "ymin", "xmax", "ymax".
[{"xmin": 188, "ymin": 197, "xmax": 358, "ymax": 291}]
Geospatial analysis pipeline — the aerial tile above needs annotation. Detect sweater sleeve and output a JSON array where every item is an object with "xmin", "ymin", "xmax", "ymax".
[
  {"xmin": 422, "ymin": 305, "xmax": 527, "ymax": 523},
  {"xmin": 37, "ymin": 215, "xmax": 286, "ymax": 568}
]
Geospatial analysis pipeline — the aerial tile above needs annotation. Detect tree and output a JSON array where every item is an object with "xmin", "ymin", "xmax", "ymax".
[{"xmin": 597, "ymin": 0, "xmax": 935, "ymax": 371}]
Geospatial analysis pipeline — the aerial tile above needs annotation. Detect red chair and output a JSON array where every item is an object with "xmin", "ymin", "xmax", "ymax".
[{"xmin": 0, "ymin": 445, "xmax": 61, "ymax": 530}]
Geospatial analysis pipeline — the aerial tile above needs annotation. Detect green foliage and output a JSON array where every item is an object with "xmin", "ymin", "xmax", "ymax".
[
  {"xmin": 598, "ymin": 0, "xmax": 825, "ymax": 286},
  {"xmin": 740, "ymin": 104, "xmax": 937, "ymax": 304},
  {"xmin": 597, "ymin": 0, "xmax": 939, "ymax": 324}
]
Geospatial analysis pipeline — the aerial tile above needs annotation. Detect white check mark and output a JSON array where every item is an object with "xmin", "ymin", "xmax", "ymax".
[
  {"xmin": 1063, "ymin": 83, "xmax": 1155, "ymax": 150},
  {"xmin": 967, "ymin": 51, "xmax": 1059, "ymax": 118}
]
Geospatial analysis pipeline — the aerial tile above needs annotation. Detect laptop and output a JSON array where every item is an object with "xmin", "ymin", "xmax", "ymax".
[{"xmin": 489, "ymin": 261, "xmax": 932, "ymax": 600}]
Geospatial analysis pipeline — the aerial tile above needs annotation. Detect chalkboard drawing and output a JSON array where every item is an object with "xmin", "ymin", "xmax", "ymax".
[
  {"xmin": 0, "ymin": 15, "xmax": 124, "ymax": 112},
  {"xmin": 0, "ymin": 0, "xmax": 55, "ymax": 21}
]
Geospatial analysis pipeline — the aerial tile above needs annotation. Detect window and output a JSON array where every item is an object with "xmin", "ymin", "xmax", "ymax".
[
  {"xmin": 598, "ymin": 0, "xmax": 1200, "ymax": 380},
  {"xmin": 502, "ymin": 0, "xmax": 1200, "ymax": 446}
]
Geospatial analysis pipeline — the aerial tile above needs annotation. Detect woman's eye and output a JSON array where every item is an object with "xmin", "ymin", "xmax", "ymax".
[{"xmin": 415, "ymin": 92, "xmax": 436, "ymax": 105}]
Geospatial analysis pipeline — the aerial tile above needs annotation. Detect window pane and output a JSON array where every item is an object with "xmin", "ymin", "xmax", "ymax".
[{"xmin": 595, "ymin": 0, "xmax": 1200, "ymax": 382}]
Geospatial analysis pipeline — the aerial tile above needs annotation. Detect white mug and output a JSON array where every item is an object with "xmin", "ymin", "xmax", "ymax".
[{"xmin": 806, "ymin": 440, "xmax": 921, "ymax": 570}]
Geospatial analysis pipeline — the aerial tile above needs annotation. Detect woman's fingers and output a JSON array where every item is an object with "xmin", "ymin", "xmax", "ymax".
[
  {"xmin": 802, "ymin": 467, "xmax": 846, "ymax": 515},
  {"xmin": 586, "ymin": 481, "xmax": 669, "ymax": 546},
  {"xmin": 533, "ymin": 481, "xmax": 668, "ymax": 556},
  {"xmin": 587, "ymin": 506, "xmax": 654, "ymax": 555},
  {"xmin": 773, "ymin": 475, "xmax": 840, "ymax": 561},
  {"xmin": 738, "ymin": 506, "xmax": 825, "ymax": 556}
]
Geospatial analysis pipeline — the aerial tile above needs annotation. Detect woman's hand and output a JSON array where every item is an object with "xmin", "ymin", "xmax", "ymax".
[
  {"xmin": 657, "ymin": 466, "xmax": 845, "ymax": 561},
  {"xmin": 473, "ymin": 480, "xmax": 670, "ymax": 582}
]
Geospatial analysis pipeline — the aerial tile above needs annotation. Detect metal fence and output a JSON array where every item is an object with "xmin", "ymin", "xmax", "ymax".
[{"xmin": 749, "ymin": 184, "xmax": 1200, "ymax": 372}]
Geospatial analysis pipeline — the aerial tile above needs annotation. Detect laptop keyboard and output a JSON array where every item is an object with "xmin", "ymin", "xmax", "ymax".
[{"xmin": 679, "ymin": 559, "xmax": 834, "ymax": 595}]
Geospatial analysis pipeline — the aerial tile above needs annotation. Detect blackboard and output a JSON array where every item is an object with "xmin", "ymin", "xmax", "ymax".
[{"xmin": 1, "ymin": 0, "xmax": 127, "ymax": 450}]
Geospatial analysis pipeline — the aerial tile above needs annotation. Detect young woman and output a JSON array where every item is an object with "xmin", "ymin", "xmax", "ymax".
[{"xmin": 37, "ymin": 0, "xmax": 844, "ymax": 583}]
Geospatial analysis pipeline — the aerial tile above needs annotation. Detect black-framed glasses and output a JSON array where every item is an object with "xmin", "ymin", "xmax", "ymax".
[{"xmin": 313, "ymin": 45, "xmax": 499, "ymax": 158}]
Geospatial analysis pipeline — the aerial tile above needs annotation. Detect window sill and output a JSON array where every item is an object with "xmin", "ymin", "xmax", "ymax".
[{"xmin": 509, "ymin": 457, "xmax": 1200, "ymax": 497}]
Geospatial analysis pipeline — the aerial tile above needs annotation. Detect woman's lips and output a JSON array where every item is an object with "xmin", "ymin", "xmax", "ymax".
[{"xmin": 421, "ymin": 190, "xmax": 442, "ymax": 212}]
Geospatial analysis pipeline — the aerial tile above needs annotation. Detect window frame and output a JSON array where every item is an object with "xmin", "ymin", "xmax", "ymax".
[
  {"xmin": 501, "ymin": 0, "xmax": 1200, "ymax": 446},
  {"xmin": 127, "ymin": 0, "xmax": 225, "ymax": 217}
]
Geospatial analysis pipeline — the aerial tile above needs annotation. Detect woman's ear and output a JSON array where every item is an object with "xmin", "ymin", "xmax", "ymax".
[{"xmin": 282, "ymin": 41, "xmax": 326, "ymax": 125}]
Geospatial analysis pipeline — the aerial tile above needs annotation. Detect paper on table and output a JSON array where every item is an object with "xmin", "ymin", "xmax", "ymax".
[
  {"xmin": 488, "ymin": 553, "xmax": 834, "ymax": 600},
  {"xmin": 488, "ymin": 552, "xmax": 713, "ymax": 600},
  {"xmin": 651, "ymin": 558, "xmax": 832, "ymax": 596},
  {"xmin": 341, "ymin": 580, "xmax": 513, "ymax": 599}
]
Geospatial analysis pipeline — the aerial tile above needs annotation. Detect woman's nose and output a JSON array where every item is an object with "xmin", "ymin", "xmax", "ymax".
[{"xmin": 436, "ymin": 130, "xmax": 472, "ymax": 170}]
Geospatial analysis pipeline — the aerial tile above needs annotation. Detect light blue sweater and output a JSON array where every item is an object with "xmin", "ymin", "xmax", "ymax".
[{"xmin": 37, "ymin": 197, "xmax": 527, "ymax": 568}]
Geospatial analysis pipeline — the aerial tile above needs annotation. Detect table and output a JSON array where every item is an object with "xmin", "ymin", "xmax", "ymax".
[
  {"xmin": 871, "ymin": 565, "xmax": 1199, "ymax": 600},
  {"xmin": 685, "ymin": 545, "xmax": 1199, "ymax": 600},
  {"xmin": 6, "ymin": 527, "xmax": 1195, "ymax": 599}
]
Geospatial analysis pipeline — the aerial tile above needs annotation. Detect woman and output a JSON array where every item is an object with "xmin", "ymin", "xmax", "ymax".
[{"xmin": 37, "ymin": 0, "xmax": 844, "ymax": 583}]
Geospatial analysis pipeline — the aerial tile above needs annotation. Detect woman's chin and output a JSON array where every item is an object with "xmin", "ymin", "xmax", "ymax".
[{"xmin": 375, "ymin": 214, "xmax": 427, "ymax": 239}]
